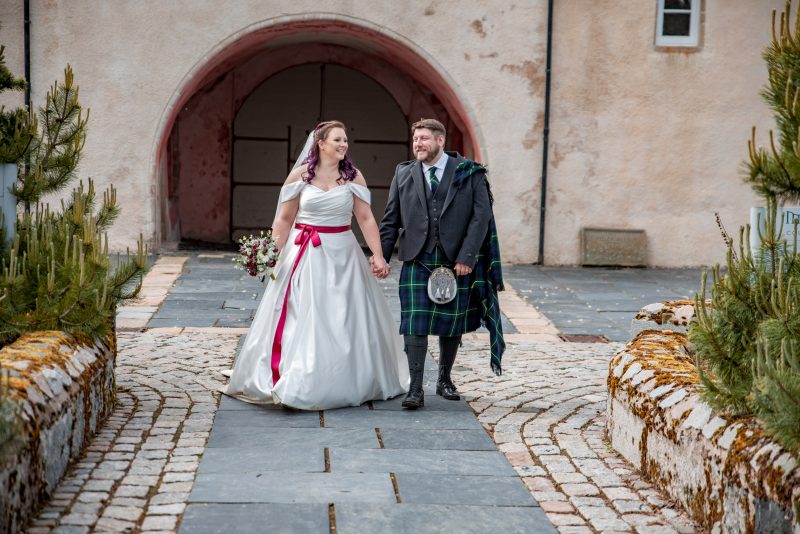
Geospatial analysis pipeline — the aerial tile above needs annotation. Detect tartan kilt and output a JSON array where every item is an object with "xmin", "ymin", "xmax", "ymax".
[{"xmin": 399, "ymin": 247, "xmax": 475, "ymax": 336}]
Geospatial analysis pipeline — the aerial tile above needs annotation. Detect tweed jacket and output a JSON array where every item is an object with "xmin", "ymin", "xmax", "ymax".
[{"xmin": 379, "ymin": 151, "xmax": 491, "ymax": 268}]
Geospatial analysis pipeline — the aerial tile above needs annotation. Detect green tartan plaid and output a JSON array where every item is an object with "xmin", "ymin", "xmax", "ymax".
[
  {"xmin": 464, "ymin": 214, "xmax": 505, "ymax": 374},
  {"xmin": 398, "ymin": 161, "xmax": 505, "ymax": 374},
  {"xmin": 399, "ymin": 247, "xmax": 473, "ymax": 337}
]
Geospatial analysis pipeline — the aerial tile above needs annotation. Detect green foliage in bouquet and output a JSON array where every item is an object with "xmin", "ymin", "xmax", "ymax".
[
  {"xmin": 0, "ymin": 65, "xmax": 148, "ymax": 345},
  {"xmin": 690, "ymin": 2, "xmax": 800, "ymax": 453}
]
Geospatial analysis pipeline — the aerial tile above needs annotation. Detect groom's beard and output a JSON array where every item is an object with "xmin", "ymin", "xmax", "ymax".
[{"xmin": 417, "ymin": 146, "xmax": 442, "ymax": 165}]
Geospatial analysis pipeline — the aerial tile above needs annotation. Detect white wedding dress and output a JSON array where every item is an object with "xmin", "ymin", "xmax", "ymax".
[{"xmin": 223, "ymin": 181, "xmax": 409, "ymax": 410}]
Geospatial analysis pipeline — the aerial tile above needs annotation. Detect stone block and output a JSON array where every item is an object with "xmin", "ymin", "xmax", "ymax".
[
  {"xmin": 581, "ymin": 228, "xmax": 647, "ymax": 267},
  {"xmin": 0, "ymin": 333, "xmax": 115, "ymax": 533},
  {"xmin": 607, "ymin": 330, "xmax": 800, "ymax": 532}
]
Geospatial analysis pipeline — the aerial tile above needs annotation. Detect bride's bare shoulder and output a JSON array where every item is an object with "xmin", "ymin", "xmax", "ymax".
[
  {"xmin": 285, "ymin": 164, "xmax": 308, "ymax": 185},
  {"xmin": 352, "ymin": 170, "xmax": 367, "ymax": 186}
]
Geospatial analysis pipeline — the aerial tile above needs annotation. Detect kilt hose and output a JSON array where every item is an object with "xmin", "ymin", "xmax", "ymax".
[{"xmin": 399, "ymin": 246, "xmax": 476, "ymax": 337}]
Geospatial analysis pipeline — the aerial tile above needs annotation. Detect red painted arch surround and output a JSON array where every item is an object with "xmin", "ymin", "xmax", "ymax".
[{"xmin": 154, "ymin": 17, "xmax": 482, "ymax": 167}]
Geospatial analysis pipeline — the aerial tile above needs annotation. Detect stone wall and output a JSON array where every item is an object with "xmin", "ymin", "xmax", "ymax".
[
  {"xmin": 0, "ymin": 1, "xmax": 785, "ymax": 266},
  {"xmin": 606, "ymin": 330, "xmax": 799, "ymax": 532},
  {"xmin": 0, "ymin": 332, "xmax": 115, "ymax": 532}
]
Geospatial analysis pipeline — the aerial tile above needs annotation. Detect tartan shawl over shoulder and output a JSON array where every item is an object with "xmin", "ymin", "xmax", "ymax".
[{"xmin": 456, "ymin": 161, "xmax": 506, "ymax": 375}]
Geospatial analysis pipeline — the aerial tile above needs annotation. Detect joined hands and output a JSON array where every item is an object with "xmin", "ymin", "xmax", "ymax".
[{"xmin": 370, "ymin": 256, "xmax": 391, "ymax": 279}]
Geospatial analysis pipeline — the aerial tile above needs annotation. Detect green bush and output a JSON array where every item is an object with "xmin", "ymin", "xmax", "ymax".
[
  {"xmin": 0, "ymin": 63, "xmax": 147, "ymax": 346},
  {"xmin": 690, "ymin": 2, "xmax": 800, "ymax": 453}
]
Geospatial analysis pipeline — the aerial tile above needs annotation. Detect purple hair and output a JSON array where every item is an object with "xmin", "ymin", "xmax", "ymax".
[{"xmin": 301, "ymin": 120, "xmax": 359, "ymax": 183}]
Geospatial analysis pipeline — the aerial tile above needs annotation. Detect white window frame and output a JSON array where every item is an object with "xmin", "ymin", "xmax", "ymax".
[{"xmin": 655, "ymin": 0, "xmax": 700, "ymax": 47}]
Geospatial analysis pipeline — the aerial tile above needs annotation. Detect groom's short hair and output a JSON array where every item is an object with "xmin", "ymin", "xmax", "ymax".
[{"xmin": 411, "ymin": 118, "xmax": 446, "ymax": 139}]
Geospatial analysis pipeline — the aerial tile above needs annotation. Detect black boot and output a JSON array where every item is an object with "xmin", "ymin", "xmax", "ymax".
[
  {"xmin": 436, "ymin": 336, "xmax": 461, "ymax": 400},
  {"xmin": 402, "ymin": 335, "xmax": 427, "ymax": 409}
]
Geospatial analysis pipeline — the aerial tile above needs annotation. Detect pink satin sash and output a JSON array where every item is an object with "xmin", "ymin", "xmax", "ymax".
[{"xmin": 270, "ymin": 223, "xmax": 352, "ymax": 385}]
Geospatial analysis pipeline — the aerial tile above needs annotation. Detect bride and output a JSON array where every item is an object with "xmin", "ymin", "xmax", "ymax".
[{"xmin": 223, "ymin": 120, "xmax": 409, "ymax": 410}]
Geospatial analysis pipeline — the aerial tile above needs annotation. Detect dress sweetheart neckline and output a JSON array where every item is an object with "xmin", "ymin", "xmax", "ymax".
[{"xmin": 307, "ymin": 183, "xmax": 350, "ymax": 194}]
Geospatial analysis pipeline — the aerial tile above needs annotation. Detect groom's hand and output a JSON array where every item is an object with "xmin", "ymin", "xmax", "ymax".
[{"xmin": 454, "ymin": 263, "xmax": 473, "ymax": 276}]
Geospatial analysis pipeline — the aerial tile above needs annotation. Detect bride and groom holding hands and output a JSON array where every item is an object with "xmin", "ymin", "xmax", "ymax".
[{"xmin": 224, "ymin": 117, "xmax": 504, "ymax": 411}]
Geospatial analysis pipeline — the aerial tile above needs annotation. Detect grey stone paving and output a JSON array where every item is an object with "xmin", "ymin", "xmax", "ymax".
[
  {"xmin": 28, "ymin": 252, "xmax": 700, "ymax": 533},
  {"xmin": 172, "ymin": 255, "xmax": 555, "ymax": 534},
  {"xmin": 184, "ymin": 364, "xmax": 554, "ymax": 533},
  {"xmin": 149, "ymin": 255, "xmax": 519, "ymax": 334},
  {"xmin": 503, "ymin": 265, "xmax": 704, "ymax": 341}
]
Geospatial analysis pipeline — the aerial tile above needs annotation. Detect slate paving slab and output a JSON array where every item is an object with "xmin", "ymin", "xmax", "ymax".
[
  {"xmin": 370, "ymin": 394, "xmax": 472, "ymax": 411},
  {"xmin": 504, "ymin": 265, "xmax": 702, "ymax": 341},
  {"xmin": 334, "ymin": 503, "xmax": 556, "ymax": 534},
  {"xmin": 197, "ymin": 446, "xmax": 325, "ymax": 473},
  {"xmin": 210, "ymin": 407, "xmax": 321, "ymax": 428},
  {"xmin": 189, "ymin": 472, "xmax": 397, "ymax": 504},
  {"xmin": 180, "ymin": 503, "xmax": 329, "ymax": 534},
  {"xmin": 223, "ymin": 298, "xmax": 260, "ymax": 310},
  {"xmin": 322, "ymin": 409, "xmax": 483, "ymax": 430},
  {"xmin": 378, "ymin": 429, "xmax": 497, "ymax": 450},
  {"xmin": 395, "ymin": 473, "xmax": 538, "ymax": 506},
  {"xmin": 329, "ymin": 448, "xmax": 516, "ymax": 476},
  {"xmin": 206, "ymin": 427, "xmax": 381, "ymax": 449},
  {"xmin": 216, "ymin": 316, "xmax": 255, "ymax": 327}
]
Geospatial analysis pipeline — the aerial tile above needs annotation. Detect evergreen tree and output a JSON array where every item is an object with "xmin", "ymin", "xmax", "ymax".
[
  {"xmin": 0, "ymin": 35, "xmax": 31, "ymax": 453},
  {"xmin": 0, "ymin": 64, "xmax": 148, "ymax": 345},
  {"xmin": 0, "ymin": 43, "xmax": 33, "ymax": 166},
  {"xmin": 690, "ymin": 1, "xmax": 800, "ymax": 453}
]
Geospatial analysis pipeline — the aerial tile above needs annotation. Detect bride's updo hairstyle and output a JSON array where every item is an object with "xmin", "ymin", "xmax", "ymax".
[{"xmin": 301, "ymin": 120, "xmax": 359, "ymax": 183}]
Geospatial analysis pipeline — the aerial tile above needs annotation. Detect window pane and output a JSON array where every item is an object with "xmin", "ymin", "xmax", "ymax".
[
  {"xmin": 663, "ymin": 13, "xmax": 691, "ymax": 36},
  {"xmin": 664, "ymin": 0, "xmax": 691, "ymax": 9}
]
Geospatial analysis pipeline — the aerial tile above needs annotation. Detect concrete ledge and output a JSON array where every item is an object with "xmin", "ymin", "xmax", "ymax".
[
  {"xmin": 0, "ymin": 332, "xmax": 115, "ymax": 532},
  {"xmin": 607, "ymin": 330, "xmax": 800, "ymax": 532}
]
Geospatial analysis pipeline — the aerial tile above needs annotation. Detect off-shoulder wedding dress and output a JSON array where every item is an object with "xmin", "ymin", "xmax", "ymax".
[{"xmin": 222, "ymin": 181, "xmax": 409, "ymax": 410}]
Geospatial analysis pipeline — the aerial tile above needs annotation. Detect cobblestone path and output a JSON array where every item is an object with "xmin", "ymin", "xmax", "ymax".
[
  {"xmin": 448, "ymin": 334, "xmax": 698, "ymax": 534},
  {"xmin": 26, "ymin": 254, "xmax": 699, "ymax": 533},
  {"xmin": 26, "ymin": 329, "xmax": 241, "ymax": 533}
]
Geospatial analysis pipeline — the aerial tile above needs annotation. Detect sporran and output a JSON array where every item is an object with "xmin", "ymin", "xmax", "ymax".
[{"xmin": 427, "ymin": 266, "xmax": 457, "ymax": 304}]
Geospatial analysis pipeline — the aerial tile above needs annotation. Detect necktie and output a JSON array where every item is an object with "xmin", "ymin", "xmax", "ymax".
[{"xmin": 428, "ymin": 166, "xmax": 439, "ymax": 194}]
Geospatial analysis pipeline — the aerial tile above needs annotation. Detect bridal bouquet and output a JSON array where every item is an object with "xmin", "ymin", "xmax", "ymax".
[{"xmin": 233, "ymin": 230, "xmax": 280, "ymax": 282}]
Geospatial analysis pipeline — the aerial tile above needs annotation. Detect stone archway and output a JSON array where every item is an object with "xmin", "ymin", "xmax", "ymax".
[
  {"xmin": 231, "ymin": 63, "xmax": 410, "ymax": 243},
  {"xmin": 153, "ymin": 16, "xmax": 482, "ymax": 246}
]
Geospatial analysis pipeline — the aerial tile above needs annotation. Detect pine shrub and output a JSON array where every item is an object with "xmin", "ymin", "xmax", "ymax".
[
  {"xmin": 0, "ymin": 63, "xmax": 148, "ymax": 346},
  {"xmin": 690, "ymin": 2, "xmax": 800, "ymax": 453}
]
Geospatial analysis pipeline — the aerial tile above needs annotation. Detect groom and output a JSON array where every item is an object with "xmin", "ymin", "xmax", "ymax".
[{"xmin": 377, "ymin": 118, "xmax": 491, "ymax": 409}]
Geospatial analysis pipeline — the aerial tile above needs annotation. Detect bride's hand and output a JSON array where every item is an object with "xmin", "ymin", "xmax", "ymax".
[{"xmin": 371, "ymin": 256, "xmax": 390, "ymax": 279}]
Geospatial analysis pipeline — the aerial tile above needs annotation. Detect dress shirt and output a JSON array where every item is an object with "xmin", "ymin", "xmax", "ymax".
[{"xmin": 421, "ymin": 152, "xmax": 449, "ymax": 190}]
